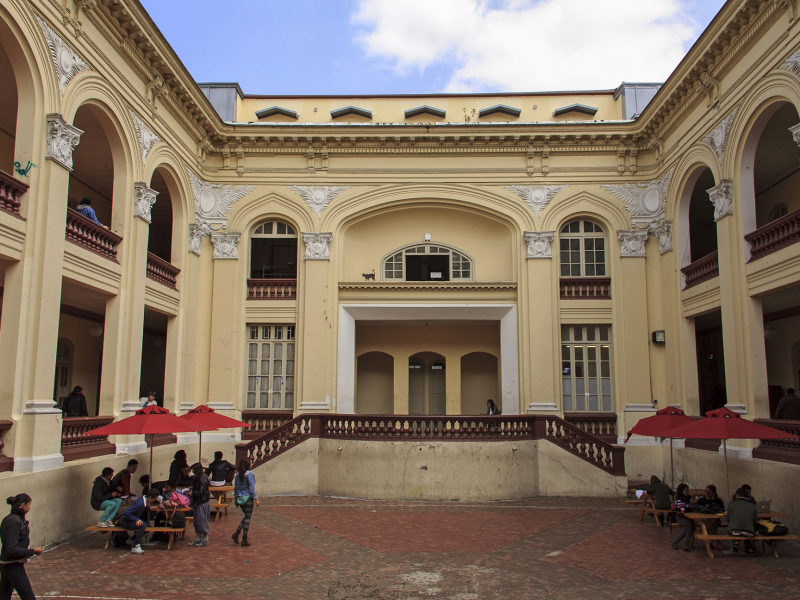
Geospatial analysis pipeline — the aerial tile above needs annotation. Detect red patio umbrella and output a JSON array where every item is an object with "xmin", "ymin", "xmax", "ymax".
[
  {"xmin": 179, "ymin": 405, "xmax": 251, "ymax": 463},
  {"xmin": 661, "ymin": 406, "xmax": 799, "ymax": 500},
  {"xmin": 86, "ymin": 406, "xmax": 216, "ymax": 488},
  {"xmin": 625, "ymin": 406, "xmax": 696, "ymax": 487}
]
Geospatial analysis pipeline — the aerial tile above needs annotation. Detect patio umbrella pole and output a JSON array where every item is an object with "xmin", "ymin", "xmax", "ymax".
[
  {"xmin": 199, "ymin": 431, "xmax": 202, "ymax": 464},
  {"xmin": 670, "ymin": 438, "xmax": 674, "ymax": 489},
  {"xmin": 723, "ymin": 439, "xmax": 730, "ymax": 501},
  {"xmin": 149, "ymin": 433, "xmax": 154, "ymax": 492}
]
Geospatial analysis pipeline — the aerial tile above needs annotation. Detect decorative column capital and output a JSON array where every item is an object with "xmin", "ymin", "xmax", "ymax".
[
  {"xmin": 524, "ymin": 231, "xmax": 556, "ymax": 259},
  {"xmin": 647, "ymin": 218, "xmax": 673, "ymax": 255},
  {"xmin": 789, "ymin": 123, "xmax": 800, "ymax": 146},
  {"xmin": 188, "ymin": 220, "xmax": 212, "ymax": 256},
  {"xmin": 303, "ymin": 232, "xmax": 332, "ymax": 260},
  {"xmin": 617, "ymin": 230, "xmax": 648, "ymax": 257},
  {"xmin": 211, "ymin": 232, "xmax": 240, "ymax": 260},
  {"xmin": 45, "ymin": 114, "xmax": 83, "ymax": 170},
  {"xmin": 133, "ymin": 182, "xmax": 158, "ymax": 224},
  {"xmin": 707, "ymin": 180, "xmax": 733, "ymax": 221}
]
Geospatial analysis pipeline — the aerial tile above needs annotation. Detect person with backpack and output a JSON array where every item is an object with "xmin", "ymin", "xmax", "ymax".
[
  {"xmin": 188, "ymin": 464, "xmax": 211, "ymax": 547},
  {"xmin": 671, "ymin": 483, "xmax": 695, "ymax": 551},
  {"xmin": 231, "ymin": 457, "xmax": 259, "ymax": 547},
  {"xmin": 120, "ymin": 489, "xmax": 161, "ymax": 555},
  {"xmin": 0, "ymin": 494, "xmax": 43, "ymax": 600}
]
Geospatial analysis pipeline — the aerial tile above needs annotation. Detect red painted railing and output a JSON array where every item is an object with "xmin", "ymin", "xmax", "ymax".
[
  {"xmin": 65, "ymin": 208, "xmax": 122, "ymax": 262},
  {"xmin": 146, "ymin": 252, "xmax": 180, "ymax": 290},
  {"xmin": 681, "ymin": 251, "xmax": 719, "ymax": 289},
  {"xmin": 564, "ymin": 412, "xmax": 617, "ymax": 444},
  {"xmin": 0, "ymin": 420, "xmax": 13, "ymax": 472},
  {"xmin": 247, "ymin": 279, "xmax": 297, "ymax": 300},
  {"xmin": 236, "ymin": 414, "xmax": 625, "ymax": 476},
  {"xmin": 61, "ymin": 416, "xmax": 116, "ymax": 461},
  {"xmin": 0, "ymin": 169, "xmax": 27, "ymax": 219},
  {"xmin": 560, "ymin": 277, "xmax": 611, "ymax": 299},
  {"xmin": 753, "ymin": 418, "xmax": 800, "ymax": 466},
  {"xmin": 744, "ymin": 208, "xmax": 800, "ymax": 262},
  {"xmin": 241, "ymin": 410, "xmax": 294, "ymax": 440}
]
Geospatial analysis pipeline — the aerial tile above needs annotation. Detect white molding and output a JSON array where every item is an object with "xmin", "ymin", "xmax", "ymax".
[
  {"xmin": 13, "ymin": 453, "xmax": 64, "ymax": 472},
  {"xmin": 506, "ymin": 185, "xmax": 569, "ymax": 216},
  {"xmin": 298, "ymin": 401, "xmax": 330, "ymax": 412},
  {"xmin": 176, "ymin": 432, "xmax": 199, "ymax": 445},
  {"xmin": 524, "ymin": 231, "xmax": 555, "ymax": 259},
  {"xmin": 115, "ymin": 441, "xmax": 148, "ymax": 455},
  {"xmin": 211, "ymin": 232, "xmax": 240, "ymax": 260},
  {"xmin": 207, "ymin": 402, "xmax": 236, "ymax": 412},
  {"xmin": 724, "ymin": 403, "xmax": 748, "ymax": 414},
  {"xmin": 617, "ymin": 230, "xmax": 647, "ymax": 257},
  {"xmin": 121, "ymin": 400, "xmax": 142, "ymax": 413},
  {"xmin": 22, "ymin": 400, "xmax": 61, "ymax": 415},
  {"xmin": 188, "ymin": 220, "xmax": 212, "ymax": 256},
  {"xmin": 702, "ymin": 107, "xmax": 738, "ymax": 160},
  {"xmin": 621, "ymin": 436, "xmax": 685, "ymax": 448},
  {"xmin": 129, "ymin": 110, "xmax": 161, "ymax": 162},
  {"xmin": 602, "ymin": 168, "xmax": 674, "ymax": 221},
  {"xmin": 287, "ymin": 186, "xmax": 349, "ymax": 219},
  {"xmin": 45, "ymin": 114, "xmax": 82, "ymax": 171},
  {"xmin": 201, "ymin": 432, "xmax": 240, "ymax": 443},
  {"xmin": 623, "ymin": 403, "xmax": 657, "ymax": 412},
  {"xmin": 179, "ymin": 402, "xmax": 195, "ymax": 413},
  {"xmin": 36, "ymin": 16, "xmax": 90, "ymax": 92},
  {"xmin": 708, "ymin": 180, "xmax": 733, "ymax": 221},
  {"xmin": 302, "ymin": 232, "xmax": 332, "ymax": 260},
  {"xmin": 133, "ymin": 182, "xmax": 158, "ymax": 224},
  {"xmin": 647, "ymin": 219, "xmax": 673, "ymax": 255},
  {"xmin": 527, "ymin": 402, "xmax": 558, "ymax": 412},
  {"xmin": 188, "ymin": 169, "xmax": 254, "ymax": 226}
]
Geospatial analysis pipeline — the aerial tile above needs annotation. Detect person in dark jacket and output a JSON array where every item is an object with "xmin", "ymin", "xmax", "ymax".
[
  {"xmin": 120, "ymin": 488, "xmax": 161, "ymax": 555},
  {"xmin": 775, "ymin": 388, "xmax": 800, "ymax": 420},
  {"xmin": 74, "ymin": 197, "xmax": 107, "ymax": 228},
  {"xmin": 90, "ymin": 467, "xmax": 122, "ymax": 527},
  {"xmin": 728, "ymin": 488, "xmax": 760, "ymax": 556},
  {"xmin": 0, "ymin": 494, "xmax": 43, "ymax": 600},
  {"xmin": 645, "ymin": 475, "xmax": 672, "ymax": 510},
  {"xmin": 486, "ymin": 399, "xmax": 500, "ymax": 415},
  {"xmin": 206, "ymin": 452, "xmax": 236, "ymax": 487},
  {"xmin": 696, "ymin": 484, "xmax": 725, "ymax": 550},
  {"xmin": 671, "ymin": 483, "xmax": 695, "ymax": 551},
  {"xmin": 168, "ymin": 450, "xmax": 192, "ymax": 487},
  {"xmin": 64, "ymin": 386, "xmax": 88, "ymax": 417},
  {"xmin": 188, "ymin": 464, "xmax": 211, "ymax": 547},
  {"xmin": 111, "ymin": 460, "xmax": 138, "ymax": 500}
]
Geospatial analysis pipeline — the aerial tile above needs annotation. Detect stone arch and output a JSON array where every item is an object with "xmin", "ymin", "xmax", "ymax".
[
  {"xmin": 355, "ymin": 351, "xmax": 394, "ymax": 415},
  {"xmin": 541, "ymin": 190, "xmax": 630, "ymax": 234},
  {"xmin": 144, "ymin": 149, "xmax": 192, "ymax": 270}
]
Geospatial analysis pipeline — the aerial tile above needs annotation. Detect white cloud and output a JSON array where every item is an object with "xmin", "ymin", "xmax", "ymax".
[{"xmin": 352, "ymin": 0, "xmax": 701, "ymax": 92}]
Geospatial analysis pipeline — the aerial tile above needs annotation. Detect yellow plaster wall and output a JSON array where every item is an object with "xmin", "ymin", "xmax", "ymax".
[
  {"xmin": 755, "ymin": 170, "xmax": 800, "ymax": 226},
  {"xmin": 341, "ymin": 206, "xmax": 516, "ymax": 282},
  {"xmin": 460, "ymin": 352, "xmax": 499, "ymax": 416},
  {"xmin": 356, "ymin": 351, "xmax": 394, "ymax": 414},
  {"xmin": 763, "ymin": 314, "xmax": 800, "ymax": 391},
  {"xmin": 56, "ymin": 313, "xmax": 103, "ymax": 415}
]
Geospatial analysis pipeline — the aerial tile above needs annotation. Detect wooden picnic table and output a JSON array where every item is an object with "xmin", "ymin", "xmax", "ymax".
[
  {"xmin": 683, "ymin": 511, "xmax": 795, "ymax": 558},
  {"xmin": 209, "ymin": 485, "xmax": 233, "ymax": 522}
]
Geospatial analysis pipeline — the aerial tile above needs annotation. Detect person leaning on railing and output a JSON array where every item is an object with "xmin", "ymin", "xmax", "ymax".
[{"xmin": 74, "ymin": 197, "xmax": 109, "ymax": 229}]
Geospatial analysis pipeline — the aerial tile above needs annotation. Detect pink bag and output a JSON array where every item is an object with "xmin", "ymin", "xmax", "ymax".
[{"xmin": 169, "ymin": 491, "xmax": 191, "ymax": 507}]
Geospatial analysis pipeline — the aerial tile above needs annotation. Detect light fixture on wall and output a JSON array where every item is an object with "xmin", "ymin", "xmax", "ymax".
[
  {"xmin": 651, "ymin": 330, "xmax": 666, "ymax": 344},
  {"xmin": 89, "ymin": 323, "xmax": 104, "ymax": 338},
  {"xmin": 764, "ymin": 326, "xmax": 777, "ymax": 339},
  {"xmin": 424, "ymin": 232, "xmax": 431, "ymax": 241}
]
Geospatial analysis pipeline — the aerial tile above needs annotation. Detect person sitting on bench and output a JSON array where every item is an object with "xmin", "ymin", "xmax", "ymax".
[
  {"xmin": 120, "ymin": 488, "xmax": 161, "ymax": 555},
  {"xmin": 169, "ymin": 450, "xmax": 192, "ymax": 488},
  {"xmin": 696, "ymin": 484, "xmax": 725, "ymax": 551},
  {"xmin": 728, "ymin": 487, "xmax": 759, "ymax": 556},
  {"xmin": 206, "ymin": 451, "xmax": 236, "ymax": 487},
  {"xmin": 645, "ymin": 475, "xmax": 672, "ymax": 510},
  {"xmin": 111, "ymin": 459, "xmax": 138, "ymax": 503},
  {"xmin": 91, "ymin": 467, "xmax": 122, "ymax": 527}
]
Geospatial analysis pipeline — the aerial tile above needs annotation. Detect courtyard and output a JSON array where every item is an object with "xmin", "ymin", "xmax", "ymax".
[{"xmin": 29, "ymin": 495, "xmax": 800, "ymax": 600}]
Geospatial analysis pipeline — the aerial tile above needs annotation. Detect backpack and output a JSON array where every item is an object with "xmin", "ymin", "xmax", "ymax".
[
  {"xmin": 170, "ymin": 511, "xmax": 186, "ymax": 529},
  {"xmin": 758, "ymin": 518, "xmax": 789, "ymax": 536}
]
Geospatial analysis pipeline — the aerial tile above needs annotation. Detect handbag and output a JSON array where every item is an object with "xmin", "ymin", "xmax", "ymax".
[{"xmin": 236, "ymin": 495, "xmax": 250, "ymax": 506}]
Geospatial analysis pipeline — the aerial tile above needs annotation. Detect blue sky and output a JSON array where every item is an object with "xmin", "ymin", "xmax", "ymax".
[{"xmin": 140, "ymin": 0, "xmax": 728, "ymax": 96}]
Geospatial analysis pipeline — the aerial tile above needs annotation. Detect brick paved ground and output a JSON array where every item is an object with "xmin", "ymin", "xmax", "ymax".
[{"xmin": 26, "ymin": 496, "xmax": 800, "ymax": 599}]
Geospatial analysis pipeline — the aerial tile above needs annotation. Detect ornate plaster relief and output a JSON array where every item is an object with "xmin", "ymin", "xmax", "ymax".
[
  {"xmin": 129, "ymin": 111, "xmax": 161, "ymax": 162},
  {"xmin": 288, "ymin": 186, "xmax": 350, "ymax": 219},
  {"xmin": 211, "ymin": 232, "xmax": 240, "ymax": 260},
  {"xmin": 707, "ymin": 180, "xmax": 733, "ymax": 221},
  {"xmin": 703, "ymin": 107, "xmax": 738, "ymax": 160},
  {"xmin": 506, "ymin": 185, "xmax": 569, "ymax": 217},
  {"xmin": 36, "ymin": 16, "xmax": 90, "ymax": 92},
  {"xmin": 133, "ymin": 182, "xmax": 158, "ymax": 224},
  {"xmin": 617, "ymin": 230, "xmax": 648, "ymax": 257},
  {"xmin": 45, "ymin": 114, "xmax": 83, "ymax": 170},
  {"xmin": 524, "ymin": 232, "xmax": 556, "ymax": 259},
  {"xmin": 303, "ymin": 233, "xmax": 332, "ymax": 260}
]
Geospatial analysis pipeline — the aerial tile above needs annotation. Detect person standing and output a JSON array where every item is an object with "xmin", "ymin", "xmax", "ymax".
[
  {"xmin": 0, "ymin": 494, "xmax": 43, "ymax": 600},
  {"xmin": 64, "ymin": 387, "xmax": 88, "ymax": 418},
  {"xmin": 775, "ymin": 388, "xmax": 800, "ymax": 420},
  {"xmin": 188, "ymin": 464, "xmax": 210, "ymax": 547},
  {"xmin": 231, "ymin": 458, "xmax": 259, "ymax": 547},
  {"xmin": 90, "ymin": 468, "xmax": 122, "ymax": 527}
]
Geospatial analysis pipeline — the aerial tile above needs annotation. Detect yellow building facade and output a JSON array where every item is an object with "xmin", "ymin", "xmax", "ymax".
[{"xmin": 0, "ymin": 0, "xmax": 799, "ymax": 515}]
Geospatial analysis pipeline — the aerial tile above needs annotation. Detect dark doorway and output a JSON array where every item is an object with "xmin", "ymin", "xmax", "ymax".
[
  {"xmin": 694, "ymin": 310, "xmax": 727, "ymax": 415},
  {"xmin": 405, "ymin": 255, "xmax": 449, "ymax": 281},
  {"xmin": 250, "ymin": 238, "xmax": 297, "ymax": 279}
]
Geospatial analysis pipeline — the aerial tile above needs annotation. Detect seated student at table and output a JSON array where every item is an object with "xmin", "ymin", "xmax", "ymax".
[
  {"xmin": 696, "ymin": 484, "xmax": 725, "ymax": 550},
  {"xmin": 91, "ymin": 467, "xmax": 122, "ymax": 527},
  {"xmin": 728, "ymin": 487, "xmax": 759, "ymax": 556},
  {"xmin": 111, "ymin": 459, "xmax": 138, "ymax": 503},
  {"xmin": 671, "ymin": 483, "xmax": 695, "ymax": 551},
  {"xmin": 740, "ymin": 484, "xmax": 757, "ymax": 504},
  {"xmin": 162, "ymin": 479, "xmax": 191, "ymax": 509},
  {"xmin": 206, "ymin": 451, "xmax": 236, "ymax": 487},
  {"xmin": 644, "ymin": 475, "xmax": 672, "ymax": 510},
  {"xmin": 168, "ymin": 450, "xmax": 192, "ymax": 487},
  {"xmin": 120, "ymin": 488, "xmax": 161, "ymax": 555}
]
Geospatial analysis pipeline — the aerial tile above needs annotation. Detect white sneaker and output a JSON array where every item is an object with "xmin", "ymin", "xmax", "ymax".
[
  {"xmin": 105, "ymin": 520, "xmax": 115, "ymax": 527},
  {"xmin": 97, "ymin": 521, "xmax": 109, "ymax": 528},
  {"xmin": 130, "ymin": 544, "xmax": 144, "ymax": 555}
]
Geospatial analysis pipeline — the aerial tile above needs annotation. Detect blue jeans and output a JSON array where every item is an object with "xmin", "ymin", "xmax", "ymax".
[
  {"xmin": 121, "ymin": 516, "xmax": 147, "ymax": 546},
  {"xmin": 99, "ymin": 498, "xmax": 122, "ymax": 521}
]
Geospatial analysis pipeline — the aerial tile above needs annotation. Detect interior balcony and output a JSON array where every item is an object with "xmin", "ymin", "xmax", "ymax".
[{"xmin": 0, "ymin": 169, "xmax": 27, "ymax": 261}]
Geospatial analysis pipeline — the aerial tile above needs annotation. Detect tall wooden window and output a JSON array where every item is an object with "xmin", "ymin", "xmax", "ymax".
[
  {"xmin": 246, "ymin": 324, "xmax": 295, "ymax": 409},
  {"xmin": 250, "ymin": 221, "xmax": 298, "ymax": 279},
  {"xmin": 561, "ymin": 325, "xmax": 612, "ymax": 412},
  {"xmin": 559, "ymin": 220, "xmax": 606, "ymax": 277}
]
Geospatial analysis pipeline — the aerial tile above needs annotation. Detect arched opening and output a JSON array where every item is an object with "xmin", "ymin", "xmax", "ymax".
[
  {"xmin": 147, "ymin": 168, "xmax": 175, "ymax": 263},
  {"xmin": 460, "ymin": 352, "xmax": 498, "ymax": 415},
  {"xmin": 677, "ymin": 166, "xmax": 719, "ymax": 289},
  {"xmin": 250, "ymin": 220, "xmax": 298, "ymax": 279},
  {"xmin": 0, "ymin": 35, "xmax": 18, "ymax": 173},
  {"xmin": 381, "ymin": 242, "xmax": 473, "ymax": 282},
  {"xmin": 356, "ymin": 351, "xmax": 394, "ymax": 414}
]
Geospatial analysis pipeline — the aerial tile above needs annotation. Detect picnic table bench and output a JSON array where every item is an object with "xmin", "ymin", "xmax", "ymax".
[
  {"xmin": 637, "ymin": 494, "xmax": 673, "ymax": 527},
  {"xmin": 85, "ymin": 525, "xmax": 185, "ymax": 550},
  {"xmin": 210, "ymin": 485, "xmax": 233, "ymax": 521},
  {"xmin": 695, "ymin": 533, "xmax": 799, "ymax": 558}
]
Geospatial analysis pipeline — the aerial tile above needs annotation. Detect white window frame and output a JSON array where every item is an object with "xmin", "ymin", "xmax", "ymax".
[
  {"xmin": 380, "ymin": 243, "xmax": 475, "ymax": 282},
  {"xmin": 246, "ymin": 324, "xmax": 296, "ymax": 410},
  {"xmin": 559, "ymin": 220, "xmax": 607, "ymax": 278},
  {"xmin": 560, "ymin": 325, "xmax": 613, "ymax": 412}
]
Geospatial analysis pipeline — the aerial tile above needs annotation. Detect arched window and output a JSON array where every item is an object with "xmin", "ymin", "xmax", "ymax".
[
  {"xmin": 769, "ymin": 203, "xmax": 789, "ymax": 222},
  {"xmin": 381, "ymin": 244, "xmax": 473, "ymax": 282},
  {"xmin": 53, "ymin": 338, "xmax": 74, "ymax": 407},
  {"xmin": 559, "ymin": 220, "xmax": 606, "ymax": 277},
  {"xmin": 250, "ymin": 220, "xmax": 297, "ymax": 279}
]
